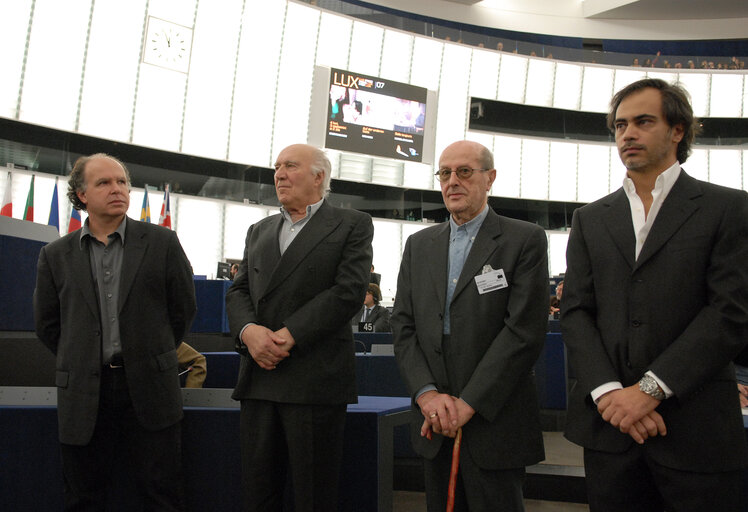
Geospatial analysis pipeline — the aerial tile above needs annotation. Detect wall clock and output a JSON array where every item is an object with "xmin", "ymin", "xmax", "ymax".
[{"xmin": 142, "ymin": 16, "xmax": 193, "ymax": 74}]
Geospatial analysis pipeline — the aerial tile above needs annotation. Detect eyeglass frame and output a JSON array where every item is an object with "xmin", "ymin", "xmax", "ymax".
[{"xmin": 434, "ymin": 167, "xmax": 491, "ymax": 182}]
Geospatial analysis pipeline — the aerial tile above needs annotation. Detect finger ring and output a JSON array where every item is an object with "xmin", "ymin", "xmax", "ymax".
[{"xmin": 429, "ymin": 412, "xmax": 437, "ymax": 418}]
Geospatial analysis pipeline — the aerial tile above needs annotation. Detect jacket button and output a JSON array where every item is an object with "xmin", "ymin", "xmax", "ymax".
[
  {"xmin": 434, "ymin": 347, "xmax": 442, "ymax": 355},
  {"xmin": 626, "ymin": 361, "xmax": 632, "ymax": 368},
  {"xmin": 631, "ymin": 320, "xmax": 640, "ymax": 327}
]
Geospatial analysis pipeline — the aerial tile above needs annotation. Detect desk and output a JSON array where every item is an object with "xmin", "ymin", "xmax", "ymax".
[
  {"xmin": 0, "ymin": 387, "xmax": 409, "ymax": 512},
  {"xmin": 202, "ymin": 352, "xmax": 410, "ymax": 398},
  {"xmin": 191, "ymin": 279, "xmax": 231, "ymax": 333},
  {"xmin": 353, "ymin": 332, "xmax": 393, "ymax": 352}
]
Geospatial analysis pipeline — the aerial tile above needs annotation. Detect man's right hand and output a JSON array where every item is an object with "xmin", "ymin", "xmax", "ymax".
[
  {"xmin": 416, "ymin": 390, "xmax": 459, "ymax": 439},
  {"xmin": 240, "ymin": 324, "xmax": 290, "ymax": 370}
]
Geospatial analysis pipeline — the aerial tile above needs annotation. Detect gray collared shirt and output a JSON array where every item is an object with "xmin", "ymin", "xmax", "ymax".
[
  {"xmin": 278, "ymin": 198, "xmax": 324, "ymax": 255},
  {"xmin": 444, "ymin": 204, "xmax": 489, "ymax": 334},
  {"xmin": 80, "ymin": 217, "xmax": 126, "ymax": 365}
]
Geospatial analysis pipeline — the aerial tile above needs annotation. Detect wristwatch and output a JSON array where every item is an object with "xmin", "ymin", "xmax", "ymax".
[{"xmin": 638, "ymin": 374, "xmax": 666, "ymax": 401}]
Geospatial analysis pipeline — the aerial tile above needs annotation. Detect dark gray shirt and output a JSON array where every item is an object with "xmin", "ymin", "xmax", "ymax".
[{"xmin": 80, "ymin": 217, "xmax": 126, "ymax": 365}]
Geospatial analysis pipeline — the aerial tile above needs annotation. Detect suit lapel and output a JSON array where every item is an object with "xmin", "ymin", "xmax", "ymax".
[
  {"xmin": 602, "ymin": 190, "xmax": 637, "ymax": 271},
  {"xmin": 635, "ymin": 172, "xmax": 701, "ymax": 270},
  {"xmin": 452, "ymin": 210, "xmax": 501, "ymax": 302},
  {"xmin": 262, "ymin": 201, "xmax": 340, "ymax": 297},
  {"xmin": 68, "ymin": 234, "xmax": 100, "ymax": 319},
  {"xmin": 119, "ymin": 218, "xmax": 147, "ymax": 313},
  {"xmin": 427, "ymin": 223, "xmax": 450, "ymax": 310}
]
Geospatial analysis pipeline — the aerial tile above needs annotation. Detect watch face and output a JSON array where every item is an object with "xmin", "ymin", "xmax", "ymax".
[{"xmin": 142, "ymin": 16, "xmax": 193, "ymax": 73}]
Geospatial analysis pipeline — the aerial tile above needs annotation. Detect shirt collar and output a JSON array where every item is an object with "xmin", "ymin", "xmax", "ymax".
[
  {"xmin": 80, "ymin": 216, "xmax": 127, "ymax": 248},
  {"xmin": 623, "ymin": 161, "xmax": 681, "ymax": 199},
  {"xmin": 280, "ymin": 197, "xmax": 324, "ymax": 223},
  {"xmin": 449, "ymin": 204, "xmax": 489, "ymax": 239}
]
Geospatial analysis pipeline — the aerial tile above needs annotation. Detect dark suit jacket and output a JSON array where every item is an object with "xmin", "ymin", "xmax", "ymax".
[
  {"xmin": 392, "ymin": 208, "xmax": 548, "ymax": 470},
  {"xmin": 369, "ymin": 272, "xmax": 381, "ymax": 286},
  {"xmin": 226, "ymin": 200, "xmax": 373, "ymax": 405},
  {"xmin": 562, "ymin": 171, "xmax": 748, "ymax": 472},
  {"xmin": 34, "ymin": 217, "xmax": 197, "ymax": 445},
  {"xmin": 352, "ymin": 304, "xmax": 391, "ymax": 332}
]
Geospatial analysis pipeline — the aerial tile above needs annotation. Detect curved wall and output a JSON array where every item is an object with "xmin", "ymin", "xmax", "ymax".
[{"xmin": 1, "ymin": 0, "xmax": 746, "ymax": 292}]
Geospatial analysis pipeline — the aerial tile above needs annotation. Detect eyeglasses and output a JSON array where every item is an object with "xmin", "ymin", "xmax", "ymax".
[{"xmin": 434, "ymin": 167, "xmax": 489, "ymax": 182}]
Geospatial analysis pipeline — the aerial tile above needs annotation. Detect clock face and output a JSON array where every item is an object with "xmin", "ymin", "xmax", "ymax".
[{"xmin": 142, "ymin": 16, "xmax": 193, "ymax": 73}]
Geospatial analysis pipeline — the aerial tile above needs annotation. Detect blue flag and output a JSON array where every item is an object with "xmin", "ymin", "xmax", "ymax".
[{"xmin": 48, "ymin": 178, "xmax": 59, "ymax": 233}]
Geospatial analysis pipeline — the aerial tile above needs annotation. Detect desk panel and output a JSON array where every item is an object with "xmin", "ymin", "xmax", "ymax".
[
  {"xmin": 0, "ymin": 388, "xmax": 409, "ymax": 512},
  {"xmin": 191, "ymin": 279, "xmax": 231, "ymax": 333}
]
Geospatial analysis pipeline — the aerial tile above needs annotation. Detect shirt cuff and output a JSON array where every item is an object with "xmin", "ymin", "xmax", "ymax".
[
  {"xmin": 415, "ymin": 384, "xmax": 437, "ymax": 403},
  {"xmin": 590, "ymin": 381, "xmax": 623, "ymax": 403},
  {"xmin": 239, "ymin": 323, "xmax": 256, "ymax": 342},
  {"xmin": 646, "ymin": 370, "xmax": 674, "ymax": 398}
]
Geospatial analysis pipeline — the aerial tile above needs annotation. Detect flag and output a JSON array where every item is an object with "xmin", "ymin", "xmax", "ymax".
[
  {"xmin": 140, "ymin": 187, "xmax": 151, "ymax": 222},
  {"xmin": 23, "ymin": 175, "xmax": 34, "ymax": 221},
  {"xmin": 1, "ymin": 172, "xmax": 11, "ymax": 217},
  {"xmin": 158, "ymin": 184, "xmax": 171, "ymax": 229},
  {"xmin": 68, "ymin": 208, "xmax": 82, "ymax": 233},
  {"xmin": 48, "ymin": 177, "xmax": 60, "ymax": 233}
]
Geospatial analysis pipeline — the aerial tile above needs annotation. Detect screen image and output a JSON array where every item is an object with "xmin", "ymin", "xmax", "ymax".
[{"xmin": 324, "ymin": 68, "xmax": 428, "ymax": 163}]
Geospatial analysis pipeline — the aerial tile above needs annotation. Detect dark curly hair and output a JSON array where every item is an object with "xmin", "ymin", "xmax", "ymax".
[
  {"xmin": 607, "ymin": 78, "xmax": 700, "ymax": 164},
  {"xmin": 67, "ymin": 153, "xmax": 131, "ymax": 211}
]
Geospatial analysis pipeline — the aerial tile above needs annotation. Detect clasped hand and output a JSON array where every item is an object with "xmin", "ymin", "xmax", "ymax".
[
  {"xmin": 416, "ymin": 390, "xmax": 475, "ymax": 440},
  {"xmin": 597, "ymin": 385, "xmax": 667, "ymax": 444},
  {"xmin": 241, "ymin": 325, "xmax": 295, "ymax": 370}
]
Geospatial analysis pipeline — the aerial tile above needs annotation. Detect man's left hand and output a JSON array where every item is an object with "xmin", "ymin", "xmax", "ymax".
[{"xmin": 274, "ymin": 327, "xmax": 296, "ymax": 352}]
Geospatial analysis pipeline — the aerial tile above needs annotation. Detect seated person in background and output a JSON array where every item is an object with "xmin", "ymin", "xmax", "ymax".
[
  {"xmin": 369, "ymin": 264, "xmax": 381, "ymax": 286},
  {"xmin": 549, "ymin": 280, "xmax": 563, "ymax": 318},
  {"xmin": 734, "ymin": 346, "xmax": 748, "ymax": 407},
  {"xmin": 177, "ymin": 342, "xmax": 207, "ymax": 388},
  {"xmin": 229, "ymin": 263, "xmax": 239, "ymax": 280},
  {"xmin": 352, "ymin": 283, "xmax": 391, "ymax": 332}
]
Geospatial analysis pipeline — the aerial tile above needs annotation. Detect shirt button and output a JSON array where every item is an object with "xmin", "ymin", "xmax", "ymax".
[
  {"xmin": 107, "ymin": 293, "xmax": 112, "ymax": 299},
  {"xmin": 452, "ymin": 278, "xmax": 457, "ymax": 283},
  {"xmin": 111, "ymin": 318, "xmax": 116, "ymax": 323}
]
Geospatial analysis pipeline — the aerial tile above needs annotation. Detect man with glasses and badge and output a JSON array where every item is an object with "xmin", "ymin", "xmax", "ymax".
[{"xmin": 392, "ymin": 140, "xmax": 549, "ymax": 511}]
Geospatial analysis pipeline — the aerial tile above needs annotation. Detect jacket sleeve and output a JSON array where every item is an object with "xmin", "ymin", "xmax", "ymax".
[
  {"xmin": 33, "ymin": 245, "xmax": 61, "ymax": 355},
  {"xmin": 392, "ymin": 236, "xmax": 437, "ymax": 399},
  {"xmin": 225, "ymin": 224, "xmax": 258, "ymax": 355},
  {"xmin": 166, "ymin": 230, "xmax": 197, "ymax": 345},
  {"xmin": 561, "ymin": 209, "xmax": 622, "ymax": 396}
]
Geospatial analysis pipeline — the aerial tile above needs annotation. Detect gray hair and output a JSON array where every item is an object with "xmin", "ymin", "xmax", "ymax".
[{"xmin": 309, "ymin": 147, "xmax": 332, "ymax": 198}]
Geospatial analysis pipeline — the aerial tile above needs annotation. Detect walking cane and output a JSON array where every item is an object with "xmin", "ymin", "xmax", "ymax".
[{"xmin": 446, "ymin": 427, "xmax": 463, "ymax": 512}]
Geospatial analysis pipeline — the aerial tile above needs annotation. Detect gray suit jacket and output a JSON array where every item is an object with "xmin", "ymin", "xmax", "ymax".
[
  {"xmin": 392, "ymin": 208, "xmax": 548, "ymax": 470},
  {"xmin": 226, "ymin": 200, "xmax": 373, "ymax": 405},
  {"xmin": 562, "ymin": 171, "xmax": 748, "ymax": 472},
  {"xmin": 34, "ymin": 217, "xmax": 197, "ymax": 445}
]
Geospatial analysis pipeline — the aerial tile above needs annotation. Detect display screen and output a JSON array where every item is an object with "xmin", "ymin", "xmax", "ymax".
[{"xmin": 324, "ymin": 68, "xmax": 428, "ymax": 163}]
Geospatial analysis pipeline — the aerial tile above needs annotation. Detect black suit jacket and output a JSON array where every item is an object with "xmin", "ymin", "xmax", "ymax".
[
  {"xmin": 392, "ymin": 208, "xmax": 548, "ymax": 470},
  {"xmin": 34, "ymin": 217, "xmax": 197, "ymax": 445},
  {"xmin": 226, "ymin": 201, "xmax": 373, "ymax": 405},
  {"xmin": 562, "ymin": 171, "xmax": 748, "ymax": 472},
  {"xmin": 352, "ymin": 304, "xmax": 391, "ymax": 332}
]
